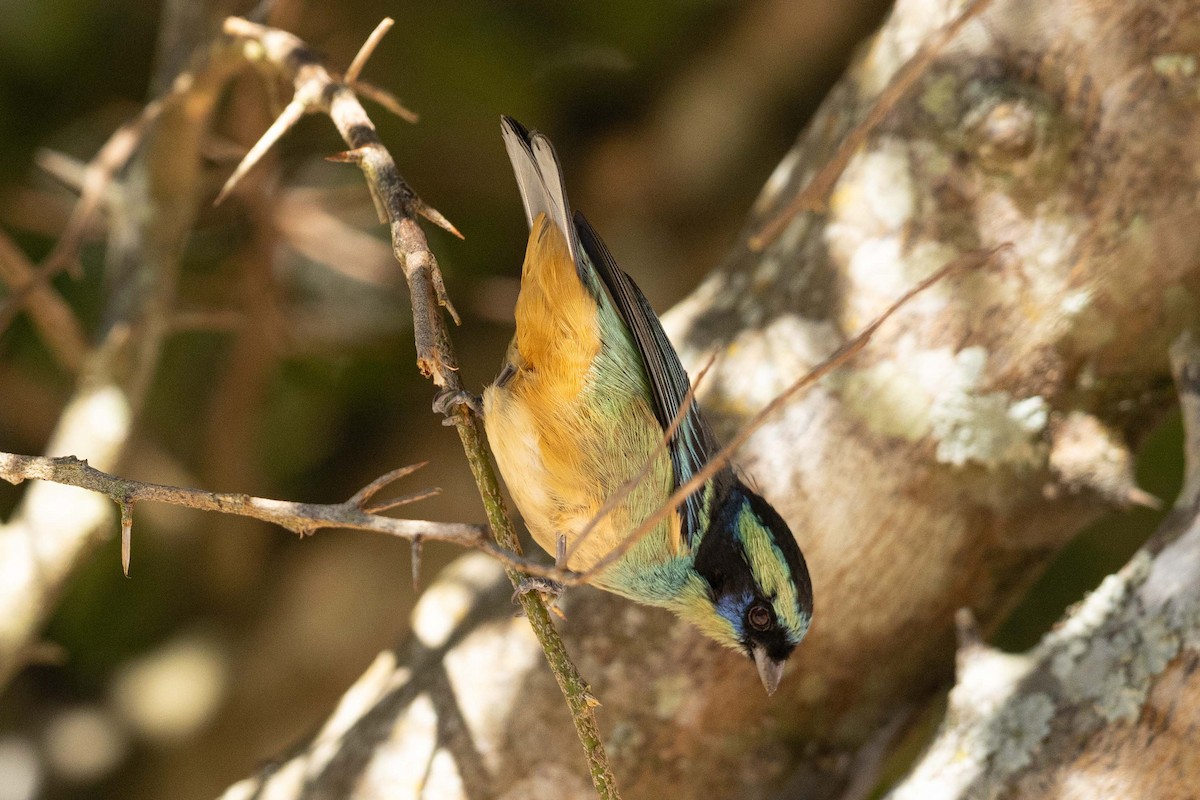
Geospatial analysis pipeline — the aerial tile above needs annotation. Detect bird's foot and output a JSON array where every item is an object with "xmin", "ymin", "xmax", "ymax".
[
  {"xmin": 512, "ymin": 577, "xmax": 566, "ymax": 620},
  {"xmin": 433, "ymin": 388, "xmax": 483, "ymax": 426}
]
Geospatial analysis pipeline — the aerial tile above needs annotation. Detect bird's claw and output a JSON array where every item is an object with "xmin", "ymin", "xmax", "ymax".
[
  {"xmin": 433, "ymin": 388, "xmax": 483, "ymax": 425},
  {"xmin": 512, "ymin": 577, "xmax": 566, "ymax": 619}
]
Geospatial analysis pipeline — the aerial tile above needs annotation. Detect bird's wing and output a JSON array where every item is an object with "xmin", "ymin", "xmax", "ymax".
[{"xmin": 574, "ymin": 212, "xmax": 722, "ymax": 549}]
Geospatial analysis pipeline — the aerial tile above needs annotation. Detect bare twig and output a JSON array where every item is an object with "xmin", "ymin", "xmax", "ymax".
[
  {"xmin": 354, "ymin": 81, "xmax": 419, "ymax": 123},
  {"xmin": 0, "ymin": 228, "xmax": 87, "ymax": 371},
  {"xmin": 0, "ymin": 446, "xmax": 573, "ymax": 583},
  {"xmin": 364, "ymin": 488, "xmax": 442, "ymax": 514},
  {"xmin": 0, "ymin": 453, "xmax": 487, "ymax": 563},
  {"xmin": 429, "ymin": 247, "xmax": 1006, "ymax": 591},
  {"xmin": 343, "ymin": 18, "xmax": 420, "ymax": 123},
  {"xmin": 345, "ymin": 17, "xmax": 393, "ymax": 85},
  {"xmin": 222, "ymin": 17, "xmax": 462, "ymax": 352},
  {"xmin": 348, "ymin": 461, "xmax": 428, "ymax": 506},
  {"xmin": 0, "ymin": 100, "xmax": 164, "ymax": 335},
  {"xmin": 748, "ymin": 0, "xmax": 994, "ymax": 251},
  {"xmin": 213, "ymin": 97, "xmax": 306, "ymax": 206}
]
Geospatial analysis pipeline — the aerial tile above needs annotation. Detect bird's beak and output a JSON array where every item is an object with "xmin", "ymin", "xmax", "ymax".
[{"xmin": 752, "ymin": 645, "xmax": 785, "ymax": 696}]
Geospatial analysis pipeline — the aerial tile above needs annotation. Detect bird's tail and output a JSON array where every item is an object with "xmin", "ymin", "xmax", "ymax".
[{"xmin": 501, "ymin": 116, "xmax": 579, "ymax": 262}]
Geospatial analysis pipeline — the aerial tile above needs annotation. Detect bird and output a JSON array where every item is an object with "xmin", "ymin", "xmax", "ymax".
[{"xmin": 481, "ymin": 117, "xmax": 812, "ymax": 694}]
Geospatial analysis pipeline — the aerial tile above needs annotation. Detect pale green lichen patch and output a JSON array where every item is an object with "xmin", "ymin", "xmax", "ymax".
[
  {"xmin": 934, "ymin": 391, "xmax": 1048, "ymax": 466},
  {"xmin": 991, "ymin": 693, "xmax": 1056, "ymax": 774},
  {"xmin": 920, "ymin": 72, "xmax": 960, "ymax": 123},
  {"xmin": 927, "ymin": 347, "xmax": 1049, "ymax": 468},
  {"xmin": 840, "ymin": 361, "xmax": 933, "ymax": 441},
  {"xmin": 1153, "ymin": 53, "xmax": 1197, "ymax": 80},
  {"xmin": 832, "ymin": 143, "xmax": 915, "ymax": 235},
  {"xmin": 1047, "ymin": 555, "xmax": 1149, "ymax": 681},
  {"xmin": 837, "ymin": 346, "xmax": 1050, "ymax": 466},
  {"xmin": 1146, "ymin": 527, "xmax": 1200, "ymax": 651},
  {"xmin": 891, "ymin": 646, "xmax": 1046, "ymax": 800},
  {"xmin": 889, "ymin": 424, "xmax": 1200, "ymax": 797},
  {"xmin": 1043, "ymin": 550, "xmax": 1192, "ymax": 723}
]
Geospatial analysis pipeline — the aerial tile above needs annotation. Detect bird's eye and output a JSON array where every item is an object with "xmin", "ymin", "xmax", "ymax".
[{"xmin": 747, "ymin": 603, "xmax": 772, "ymax": 631}]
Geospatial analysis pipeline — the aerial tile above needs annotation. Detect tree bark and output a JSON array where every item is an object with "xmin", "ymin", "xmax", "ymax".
[
  {"xmin": 222, "ymin": 0, "xmax": 1200, "ymax": 797},
  {"xmin": 888, "ymin": 332, "xmax": 1200, "ymax": 800}
]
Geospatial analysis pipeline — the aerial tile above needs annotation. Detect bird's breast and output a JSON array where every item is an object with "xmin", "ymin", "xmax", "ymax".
[{"xmin": 483, "ymin": 214, "xmax": 682, "ymax": 588}]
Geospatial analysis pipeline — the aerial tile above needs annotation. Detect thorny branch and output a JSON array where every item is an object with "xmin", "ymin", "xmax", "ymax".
[
  {"xmin": 0, "ymin": 12, "xmax": 615, "ymax": 794},
  {"xmin": 0, "ymin": 453, "xmax": 487, "ymax": 575},
  {"xmin": 0, "ymin": 236, "xmax": 995, "ymax": 593}
]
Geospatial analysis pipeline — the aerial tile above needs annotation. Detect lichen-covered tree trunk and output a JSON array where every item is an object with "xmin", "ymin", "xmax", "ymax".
[
  {"xmin": 888, "ymin": 334, "xmax": 1200, "ymax": 800},
  {"xmin": 222, "ymin": 0, "xmax": 1200, "ymax": 797}
]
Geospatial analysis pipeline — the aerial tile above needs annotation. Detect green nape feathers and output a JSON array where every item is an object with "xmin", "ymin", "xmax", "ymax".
[{"xmin": 483, "ymin": 117, "xmax": 812, "ymax": 694}]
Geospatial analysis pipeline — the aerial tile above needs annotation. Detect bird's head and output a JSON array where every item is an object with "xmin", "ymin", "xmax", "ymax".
[{"xmin": 676, "ymin": 482, "xmax": 812, "ymax": 694}]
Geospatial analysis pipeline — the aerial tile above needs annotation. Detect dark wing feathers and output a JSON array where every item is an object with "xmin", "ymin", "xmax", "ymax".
[
  {"xmin": 501, "ymin": 115, "xmax": 723, "ymax": 548},
  {"xmin": 574, "ymin": 212, "xmax": 724, "ymax": 547}
]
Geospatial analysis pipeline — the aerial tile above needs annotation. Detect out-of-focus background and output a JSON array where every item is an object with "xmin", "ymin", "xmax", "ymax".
[{"xmin": 0, "ymin": 1, "xmax": 1180, "ymax": 798}]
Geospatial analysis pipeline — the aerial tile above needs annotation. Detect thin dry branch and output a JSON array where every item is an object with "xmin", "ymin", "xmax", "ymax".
[
  {"xmin": 213, "ymin": 97, "xmax": 306, "ymax": 206},
  {"xmin": 564, "ymin": 355, "xmax": 717, "ymax": 565},
  {"xmin": 354, "ymin": 81, "xmax": 419, "ymax": 124},
  {"xmin": 222, "ymin": 17, "xmax": 462, "ymax": 352},
  {"xmin": 345, "ymin": 17, "xmax": 393, "ymax": 85},
  {"xmin": 748, "ymin": 0, "xmax": 994, "ymax": 251},
  {"xmin": 0, "ymin": 99, "xmax": 164, "ymax": 335},
  {"xmin": 0, "ymin": 228, "xmax": 87, "ymax": 371},
  {"xmin": 0, "ymin": 452, "xmax": 488, "ymax": 576},
  {"xmin": 375, "ymin": 248, "xmax": 1001, "ymax": 597},
  {"xmin": 342, "ymin": 18, "xmax": 419, "ymax": 123},
  {"xmin": 0, "ymin": 11, "xmax": 253, "ymax": 689}
]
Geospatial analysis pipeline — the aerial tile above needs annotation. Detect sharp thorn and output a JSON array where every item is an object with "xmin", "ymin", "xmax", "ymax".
[
  {"xmin": 416, "ymin": 201, "xmax": 463, "ymax": 239},
  {"xmin": 120, "ymin": 500, "xmax": 134, "ymax": 577}
]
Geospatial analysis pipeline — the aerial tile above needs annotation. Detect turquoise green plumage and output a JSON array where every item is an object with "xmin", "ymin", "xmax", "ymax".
[{"xmin": 483, "ymin": 117, "xmax": 812, "ymax": 693}]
